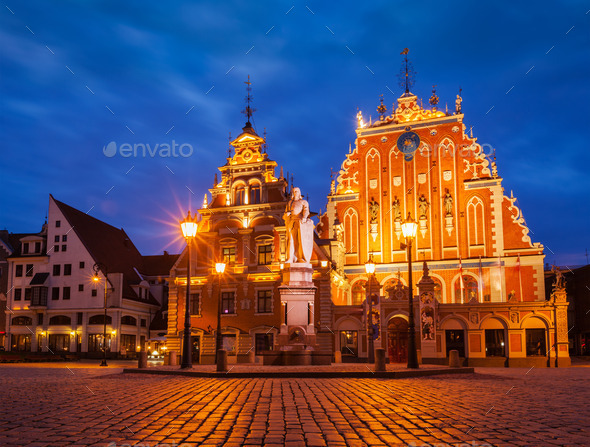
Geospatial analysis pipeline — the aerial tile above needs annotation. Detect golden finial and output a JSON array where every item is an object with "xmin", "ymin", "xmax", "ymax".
[
  {"xmin": 377, "ymin": 94, "xmax": 387, "ymax": 120},
  {"xmin": 429, "ymin": 85, "xmax": 439, "ymax": 110}
]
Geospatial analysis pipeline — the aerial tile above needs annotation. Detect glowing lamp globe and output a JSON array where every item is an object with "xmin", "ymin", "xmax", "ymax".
[
  {"xmin": 365, "ymin": 256, "xmax": 376, "ymax": 275},
  {"xmin": 401, "ymin": 213, "xmax": 418, "ymax": 239},
  {"xmin": 180, "ymin": 211, "xmax": 198, "ymax": 239},
  {"xmin": 215, "ymin": 262, "xmax": 226, "ymax": 274}
]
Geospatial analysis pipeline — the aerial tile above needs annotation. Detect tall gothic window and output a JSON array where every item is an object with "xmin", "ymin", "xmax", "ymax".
[{"xmin": 351, "ymin": 280, "xmax": 367, "ymax": 305}]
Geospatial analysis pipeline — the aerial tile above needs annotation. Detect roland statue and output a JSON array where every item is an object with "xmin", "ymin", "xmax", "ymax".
[{"xmin": 283, "ymin": 187, "xmax": 314, "ymax": 264}]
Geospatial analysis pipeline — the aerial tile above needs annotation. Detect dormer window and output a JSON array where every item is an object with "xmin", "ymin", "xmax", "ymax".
[{"xmin": 22, "ymin": 243, "xmax": 29, "ymax": 254}]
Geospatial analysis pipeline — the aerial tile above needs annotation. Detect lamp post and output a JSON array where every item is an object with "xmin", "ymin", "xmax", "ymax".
[
  {"xmin": 364, "ymin": 255, "xmax": 376, "ymax": 364},
  {"xmin": 92, "ymin": 263, "xmax": 109, "ymax": 367},
  {"xmin": 214, "ymin": 262, "xmax": 226, "ymax": 365},
  {"xmin": 401, "ymin": 212, "xmax": 419, "ymax": 369},
  {"xmin": 180, "ymin": 211, "xmax": 198, "ymax": 369}
]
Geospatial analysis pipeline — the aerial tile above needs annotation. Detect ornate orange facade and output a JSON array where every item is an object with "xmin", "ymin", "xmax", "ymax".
[{"xmin": 319, "ymin": 89, "xmax": 569, "ymax": 367}]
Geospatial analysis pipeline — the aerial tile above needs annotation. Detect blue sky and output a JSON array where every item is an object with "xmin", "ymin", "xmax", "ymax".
[{"xmin": 1, "ymin": 1, "xmax": 589, "ymax": 266}]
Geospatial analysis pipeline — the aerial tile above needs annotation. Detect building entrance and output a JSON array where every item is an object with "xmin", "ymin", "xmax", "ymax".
[
  {"xmin": 191, "ymin": 336, "xmax": 200, "ymax": 363},
  {"xmin": 387, "ymin": 317, "xmax": 408, "ymax": 363}
]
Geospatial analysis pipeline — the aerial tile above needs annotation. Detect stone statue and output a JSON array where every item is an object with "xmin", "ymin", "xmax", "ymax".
[
  {"xmin": 284, "ymin": 187, "xmax": 313, "ymax": 263},
  {"xmin": 551, "ymin": 265, "xmax": 566, "ymax": 291},
  {"xmin": 455, "ymin": 94, "xmax": 462, "ymax": 114},
  {"xmin": 392, "ymin": 196, "xmax": 401, "ymax": 221},
  {"xmin": 368, "ymin": 197, "xmax": 379, "ymax": 224},
  {"xmin": 443, "ymin": 189, "xmax": 453, "ymax": 216},
  {"xmin": 418, "ymin": 194, "xmax": 429, "ymax": 219}
]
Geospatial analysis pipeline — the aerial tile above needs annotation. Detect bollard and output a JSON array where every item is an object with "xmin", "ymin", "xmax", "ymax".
[
  {"xmin": 375, "ymin": 348, "xmax": 386, "ymax": 372},
  {"xmin": 334, "ymin": 351, "xmax": 342, "ymax": 364},
  {"xmin": 138, "ymin": 351, "xmax": 148, "ymax": 369},
  {"xmin": 417, "ymin": 349, "xmax": 422, "ymax": 365},
  {"xmin": 169, "ymin": 351, "xmax": 177, "ymax": 366},
  {"xmin": 448, "ymin": 349, "xmax": 461, "ymax": 367},
  {"xmin": 216, "ymin": 349, "xmax": 228, "ymax": 372},
  {"xmin": 248, "ymin": 350, "xmax": 256, "ymax": 364},
  {"xmin": 163, "ymin": 352, "xmax": 169, "ymax": 366}
]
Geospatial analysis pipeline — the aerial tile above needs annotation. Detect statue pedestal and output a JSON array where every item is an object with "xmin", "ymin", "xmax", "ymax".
[{"xmin": 277, "ymin": 263, "xmax": 317, "ymax": 350}]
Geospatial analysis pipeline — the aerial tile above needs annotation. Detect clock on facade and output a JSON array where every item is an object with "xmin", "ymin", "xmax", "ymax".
[{"xmin": 396, "ymin": 131, "xmax": 420, "ymax": 161}]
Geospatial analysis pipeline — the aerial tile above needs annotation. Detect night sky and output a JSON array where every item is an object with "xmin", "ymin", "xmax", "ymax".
[{"xmin": 1, "ymin": 1, "xmax": 589, "ymax": 266}]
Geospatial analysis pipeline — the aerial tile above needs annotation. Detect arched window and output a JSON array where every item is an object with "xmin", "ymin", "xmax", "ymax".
[
  {"xmin": 49, "ymin": 315, "xmax": 71, "ymax": 325},
  {"xmin": 249, "ymin": 184, "xmax": 261, "ymax": 204},
  {"xmin": 351, "ymin": 280, "xmax": 367, "ymax": 305},
  {"xmin": 121, "ymin": 315, "xmax": 137, "ymax": 326},
  {"xmin": 454, "ymin": 275, "xmax": 479, "ymax": 303},
  {"xmin": 343, "ymin": 208, "xmax": 359, "ymax": 254},
  {"xmin": 89, "ymin": 314, "xmax": 112, "ymax": 325},
  {"xmin": 433, "ymin": 277, "xmax": 443, "ymax": 303},
  {"xmin": 467, "ymin": 196, "xmax": 485, "ymax": 246},
  {"xmin": 234, "ymin": 185, "xmax": 245, "ymax": 206},
  {"xmin": 12, "ymin": 316, "xmax": 32, "ymax": 326}
]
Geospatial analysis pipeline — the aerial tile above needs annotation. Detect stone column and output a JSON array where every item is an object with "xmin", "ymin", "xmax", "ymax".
[
  {"xmin": 551, "ymin": 289, "xmax": 571, "ymax": 367},
  {"xmin": 417, "ymin": 261, "xmax": 436, "ymax": 360}
]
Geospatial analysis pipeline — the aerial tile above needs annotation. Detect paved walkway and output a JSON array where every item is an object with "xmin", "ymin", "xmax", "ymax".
[{"xmin": 0, "ymin": 361, "xmax": 589, "ymax": 446}]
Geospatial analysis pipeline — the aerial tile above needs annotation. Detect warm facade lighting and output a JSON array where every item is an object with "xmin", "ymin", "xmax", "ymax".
[
  {"xmin": 321, "ymin": 260, "xmax": 328, "ymax": 268},
  {"xmin": 215, "ymin": 262, "xmax": 226, "ymax": 274}
]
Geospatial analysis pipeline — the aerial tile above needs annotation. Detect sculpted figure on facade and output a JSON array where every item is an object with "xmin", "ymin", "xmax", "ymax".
[
  {"xmin": 443, "ymin": 189, "xmax": 453, "ymax": 216},
  {"xmin": 284, "ymin": 187, "xmax": 313, "ymax": 263},
  {"xmin": 551, "ymin": 265, "xmax": 566, "ymax": 291},
  {"xmin": 368, "ymin": 197, "xmax": 379, "ymax": 224},
  {"xmin": 418, "ymin": 194, "xmax": 429, "ymax": 219},
  {"xmin": 392, "ymin": 196, "xmax": 401, "ymax": 221}
]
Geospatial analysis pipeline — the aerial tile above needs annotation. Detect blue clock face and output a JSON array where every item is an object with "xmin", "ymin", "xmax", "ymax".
[{"xmin": 397, "ymin": 131, "xmax": 420, "ymax": 161}]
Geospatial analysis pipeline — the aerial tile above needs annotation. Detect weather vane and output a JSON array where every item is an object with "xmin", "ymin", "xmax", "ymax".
[
  {"xmin": 398, "ymin": 48, "xmax": 416, "ymax": 94},
  {"xmin": 242, "ymin": 75, "xmax": 256, "ymax": 126}
]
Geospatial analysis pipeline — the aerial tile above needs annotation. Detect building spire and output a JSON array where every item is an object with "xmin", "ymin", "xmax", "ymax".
[
  {"xmin": 242, "ymin": 75, "xmax": 256, "ymax": 127},
  {"xmin": 398, "ymin": 48, "xmax": 416, "ymax": 94}
]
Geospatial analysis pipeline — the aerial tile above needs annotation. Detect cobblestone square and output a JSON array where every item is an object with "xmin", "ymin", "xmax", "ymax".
[{"xmin": 1, "ymin": 362, "xmax": 589, "ymax": 446}]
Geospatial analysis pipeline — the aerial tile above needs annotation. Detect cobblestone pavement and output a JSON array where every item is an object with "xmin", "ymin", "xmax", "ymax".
[{"xmin": 1, "ymin": 362, "xmax": 589, "ymax": 446}]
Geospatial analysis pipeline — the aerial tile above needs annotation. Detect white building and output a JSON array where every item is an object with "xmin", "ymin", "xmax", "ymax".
[{"xmin": 4, "ymin": 195, "xmax": 174, "ymax": 357}]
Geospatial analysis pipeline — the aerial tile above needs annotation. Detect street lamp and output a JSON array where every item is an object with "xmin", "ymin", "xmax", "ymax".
[
  {"xmin": 364, "ymin": 255, "xmax": 376, "ymax": 364},
  {"xmin": 180, "ymin": 211, "xmax": 198, "ymax": 369},
  {"xmin": 215, "ymin": 261, "xmax": 226, "ymax": 368},
  {"xmin": 92, "ymin": 263, "xmax": 109, "ymax": 367},
  {"xmin": 401, "ymin": 212, "xmax": 419, "ymax": 369}
]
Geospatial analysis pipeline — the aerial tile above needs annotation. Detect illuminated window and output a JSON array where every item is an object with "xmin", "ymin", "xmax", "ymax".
[
  {"xmin": 454, "ymin": 275, "xmax": 478, "ymax": 303},
  {"xmin": 258, "ymin": 244, "xmax": 272, "ymax": 265},
  {"xmin": 222, "ymin": 246, "xmax": 236, "ymax": 265},
  {"xmin": 433, "ymin": 277, "xmax": 442, "ymax": 303},
  {"xmin": 351, "ymin": 280, "xmax": 367, "ymax": 305}
]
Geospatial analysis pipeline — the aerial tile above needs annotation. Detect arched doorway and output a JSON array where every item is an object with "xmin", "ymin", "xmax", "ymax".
[{"xmin": 388, "ymin": 317, "xmax": 408, "ymax": 363}]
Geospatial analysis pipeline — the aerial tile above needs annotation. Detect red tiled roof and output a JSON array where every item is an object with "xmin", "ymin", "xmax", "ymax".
[{"xmin": 52, "ymin": 196, "xmax": 159, "ymax": 306}]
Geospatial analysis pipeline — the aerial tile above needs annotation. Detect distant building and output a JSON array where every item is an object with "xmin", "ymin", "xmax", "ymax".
[{"xmin": 4, "ymin": 195, "xmax": 175, "ymax": 357}]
